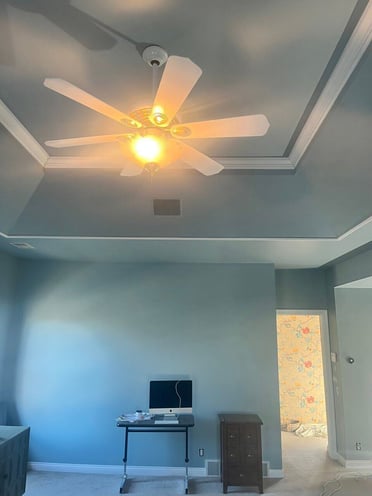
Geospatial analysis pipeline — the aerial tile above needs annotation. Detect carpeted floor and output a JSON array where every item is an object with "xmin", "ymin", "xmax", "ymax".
[{"xmin": 25, "ymin": 433, "xmax": 372, "ymax": 495}]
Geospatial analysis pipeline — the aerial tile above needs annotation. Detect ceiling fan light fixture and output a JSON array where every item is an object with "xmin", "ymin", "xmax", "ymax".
[
  {"xmin": 120, "ymin": 117, "xmax": 142, "ymax": 128},
  {"xmin": 131, "ymin": 135, "xmax": 163, "ymax": 164},
  {"xmin": 170, "ymin": 125, "xmax": 192, "ymax": 138},
  {"xmin": 149, "ymin": 105, "xmax": 169, "ymax": 126},
  {"xmin": 151, "ymin": 112, "xmax": 168, "ymax": 126},
  {"xmin": 144, "ymin": 162, "xmax": 161, "ymax": 175}
]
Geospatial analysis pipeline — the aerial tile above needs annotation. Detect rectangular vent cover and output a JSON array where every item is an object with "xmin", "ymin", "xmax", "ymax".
[
  {"xmin": 206, "ymin": 459, "xmax": 220, "ymax": 476},
  {"xmin": 262, "ymin": 461, "xmax": 269, "ymax": 477},
  {"xmin": 153, "ymin": 199, "xmax": 181, "ymax": 216}
]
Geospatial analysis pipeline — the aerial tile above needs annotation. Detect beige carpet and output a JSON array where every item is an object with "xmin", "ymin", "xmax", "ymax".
[{"xmin": 25, "ymin": 433, "xmax": 372, "ymax": 495}]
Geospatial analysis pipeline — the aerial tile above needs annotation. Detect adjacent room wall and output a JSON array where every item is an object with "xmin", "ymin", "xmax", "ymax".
[
  {"xmin": 11, "ymin": 261, "xmax": 282, "ymax": 470},
  {"xmin": 276, "ymin": 314, "xmax": 327, "ymax": 426}
]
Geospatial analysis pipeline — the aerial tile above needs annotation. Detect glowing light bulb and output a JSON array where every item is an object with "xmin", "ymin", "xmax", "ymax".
[
  {"xmin": 151, "ymin": 105, "xmax": 168, "ymax": 126},
  {"xmin": 132, "ymin": 135, "xmax": 163, "ymax": 163}
]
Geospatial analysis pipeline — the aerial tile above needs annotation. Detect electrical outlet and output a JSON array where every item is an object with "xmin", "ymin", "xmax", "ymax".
[
  {"xmin": 198, "ymin": 448, "xmax": 205, "ymax": 457},
  {"xmin": 356, "ymin": 442, "xmax": 362, "ymax": 451}
]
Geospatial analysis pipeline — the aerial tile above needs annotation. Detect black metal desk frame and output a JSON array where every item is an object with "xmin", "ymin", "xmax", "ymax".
[{"xmin": 117, "ymin": 415, "xmax": 194, "ymax": 494}]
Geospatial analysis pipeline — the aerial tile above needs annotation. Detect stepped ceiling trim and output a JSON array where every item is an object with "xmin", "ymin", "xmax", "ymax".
[
  {"xmin": 1, "ymin": 217, "xmax": 371, "ymax": 268},
  {"xmin": 0, "ymin": 100, "xmax": 48, "ymax": 166},
  {"xmin": 1, "ymin": 217, "xmax": 371, "ymax": 243}
]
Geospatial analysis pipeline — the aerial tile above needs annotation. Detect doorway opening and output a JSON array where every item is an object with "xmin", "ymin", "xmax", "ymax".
[{"xmin": 276, "ymin": 310, "xmax": 336, "ymax": 473}]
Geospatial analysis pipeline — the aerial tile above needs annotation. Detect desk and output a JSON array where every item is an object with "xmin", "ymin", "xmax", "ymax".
[{"xmin": 117, "ymin": 414, "xmax": 195, "ymax": 494}]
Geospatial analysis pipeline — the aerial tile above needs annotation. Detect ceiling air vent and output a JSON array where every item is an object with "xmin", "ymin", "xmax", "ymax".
[
  {"xmin": 10, "ymin": 242, "xmax": 35, "ymax": 250},
  {"xmin": 153, "ymin": 199, "xmax": 181, "ymax": 216}
]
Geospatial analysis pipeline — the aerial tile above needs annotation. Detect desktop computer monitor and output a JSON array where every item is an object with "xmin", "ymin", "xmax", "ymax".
[{"xmin": 149, "ymin": 380, "xmax": 192, "ymax": 415}]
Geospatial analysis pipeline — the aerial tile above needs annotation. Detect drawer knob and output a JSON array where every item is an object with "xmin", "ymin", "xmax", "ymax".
[
  {"xmin": 247, "ymin": 453, "xmax": 253, "ymax": 458},
  {"xmin": 229, "ymin": 434, "xmax": 235, "ymax": 439},
  {"xmin": 239, "ymin": 473, "xmax": 245, "ymax": 478}
]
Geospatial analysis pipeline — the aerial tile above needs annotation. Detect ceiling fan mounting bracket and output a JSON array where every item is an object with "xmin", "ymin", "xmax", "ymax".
[{"xmin": 142, "ymin": 45, "xmax": 168, "ymax": 67}]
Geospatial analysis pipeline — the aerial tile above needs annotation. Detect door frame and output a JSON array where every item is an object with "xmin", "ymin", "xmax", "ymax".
[{"xmin": 276, "ymin": 309, "xmax": 337, "ymax": 459}]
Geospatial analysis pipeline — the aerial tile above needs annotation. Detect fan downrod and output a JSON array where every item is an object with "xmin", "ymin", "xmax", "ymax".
[{"xmin": 142, "ymin": 45, "xmax": 168, "ymax": 67}]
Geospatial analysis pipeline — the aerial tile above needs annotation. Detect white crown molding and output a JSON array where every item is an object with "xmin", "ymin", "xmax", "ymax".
[
  {"xmin": 214, "ymin": 156, "xmax": 294, "ymax": 170},
  {"xmin": 289, "ymin": 1, "xmax": 372, "ymax": 167},
  {"xmin": 0, "ymin": 99, "xmax": 49, "ymax": 166},
  {"xmin": 45, "ymin": 156, "xmax": 121, "ymax": 168},
  {"xmin": 1, "ymin": 216, "xmax": 371, "ymax": 242},
  {"xmin": 1, "ymin": 216, "xmax": 371, "ymax": 267},
  {"xmin": 44, "ymin": 155, "xmax": 294, "ymax": 170},
  {"xmin": 1, "ymin": 3, "xmax": 371, "ymax": 171}
]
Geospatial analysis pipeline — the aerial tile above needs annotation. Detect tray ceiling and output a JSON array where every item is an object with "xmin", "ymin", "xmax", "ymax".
[{"xmin": 0, "ymin": 0, "xmax": 371, "ymax": 267}]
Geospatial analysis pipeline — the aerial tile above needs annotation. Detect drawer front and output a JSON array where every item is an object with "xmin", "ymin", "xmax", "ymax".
[
  {"xmin": 226, "ymin": 448, "xmax": 240, "ymax": 466},
  {"xmin": 241, "ymin": 448, "xmax": 258, "ymax": 463},
  {"xmin": 226, "ymin": 426, "xmax": 240, "ymax": 446},
  {"xmin": 228, "ymin": 466, "xmax": 259, "ymax": 486},
  {"xmin": 240, "ymin": 425, "xmax": 258, "ymax": 447},
  {"xmin": 227, "ymin": 448, "xmax": 258, "ymax": 467}
]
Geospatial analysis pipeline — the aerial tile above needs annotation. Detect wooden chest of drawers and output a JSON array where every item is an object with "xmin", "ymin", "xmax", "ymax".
[{"xmin": 219, "ymin": 413, "xmax": 263, "ymax": 494}]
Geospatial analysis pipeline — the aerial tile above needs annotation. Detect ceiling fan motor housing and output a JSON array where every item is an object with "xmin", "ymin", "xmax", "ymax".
[{"xmin": 142, "ymin": 45, "xmax": 168, "ymax": 67}]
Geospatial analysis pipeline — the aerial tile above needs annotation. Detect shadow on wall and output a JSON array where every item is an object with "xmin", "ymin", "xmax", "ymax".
[{"xmin": 3, "ymin": 294, "xmax": 27, "ymax": 426}]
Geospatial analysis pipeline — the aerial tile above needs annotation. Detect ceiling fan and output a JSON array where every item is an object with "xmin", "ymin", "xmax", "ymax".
[{"xmin": 43, "ymin": 45, "xmax": 270, "ymax": 176}]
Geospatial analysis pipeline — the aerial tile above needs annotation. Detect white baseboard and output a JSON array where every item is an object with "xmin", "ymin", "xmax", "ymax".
[
  {"xmin": 28, "ymin": 461, "xmax": 283, "ymax": 479},
  {"xmin": 262, "ymin": 460, "xmax": 283, "ymax": 478},
  {"xmin": 325, "ymin": 451, "xmax": 372, "ymax": 471},
  {"xmin": 328, "ymin": 447, "xmax": 345, "ymax": 464},
  {"xmin": 268, "ymin": 468, "xmax": 284, "ymax": 478},
  {"xmin": 28, "ymin": 462, "xmax": 205, "ymax": 477},
  {"xmin": 344, "ymin": 459, "xmax": 372, "ymax": 470}
]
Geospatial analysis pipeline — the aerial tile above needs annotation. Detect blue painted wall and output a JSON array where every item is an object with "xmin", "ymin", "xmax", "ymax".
[
  {"xmin": 0, "ymin": 251, "xmax": 18, "ymax": 405},
  {"xmin": 275, "ymin": 269, "xmax": 327, "ymax": 309},
  {"xmin": 11, "ymin": 261, "xmax": 282, "ymax": 469},
  {"xmin": 325, "ymin": 246, "xmax": 372, "ymax": 461},
  {"xmin": 334, "ymin": 288, "xmax": 372, "ymax": 460}
]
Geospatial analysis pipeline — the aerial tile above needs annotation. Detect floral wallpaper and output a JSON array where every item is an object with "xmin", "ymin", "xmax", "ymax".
[{"xmin": 276, "ymin": 314, "xmax": 327, "ymax": 426}]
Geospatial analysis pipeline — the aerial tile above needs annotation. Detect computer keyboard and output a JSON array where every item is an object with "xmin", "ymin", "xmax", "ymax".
[{"xmin": 154, "ymin": 419, "xmax": 179, "ymax": 424}]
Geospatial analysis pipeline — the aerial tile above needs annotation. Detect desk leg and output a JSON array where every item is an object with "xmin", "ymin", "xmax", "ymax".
[
  {"xmin": 184, "ymin": 427, "xmax": 189, "ymax": 494},
  {"xmin": 120, "ymin": 427, "xmax": 129, "ymax": 494}
]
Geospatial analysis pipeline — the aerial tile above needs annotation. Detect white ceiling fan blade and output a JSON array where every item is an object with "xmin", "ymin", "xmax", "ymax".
[
  {"xmin": 179, "ymin": 142, "xmax": 223, "ymax": 176},
  {"xmin": 120, "ymin": 162, "xmax": 143, "ymax": 177},
  {"xmin": 171, "ymin": 114, "xmax": 269, "ymax": 139},
  {"xmin": 43, "ymin": 78, "xmax": 142, "ymax": 129},
  {"xmin": 118, "ymin": 142, "xmax": 143, "ymax": 176},
  {"xmin": 45, "ymin": 157, "xmax": 119, "ymax": 169},
  {"xmin": 151, "ymin": 56, "xmax": 202, "ymax": 126},
  {"xmin": 45, "ymin": 134, "xmax": 129, "ymax": 148}
]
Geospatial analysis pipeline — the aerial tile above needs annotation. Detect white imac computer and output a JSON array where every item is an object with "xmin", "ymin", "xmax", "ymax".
[{"xmin": 149, "ymin": 380, "xmax": 192, "ymax": 417}]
